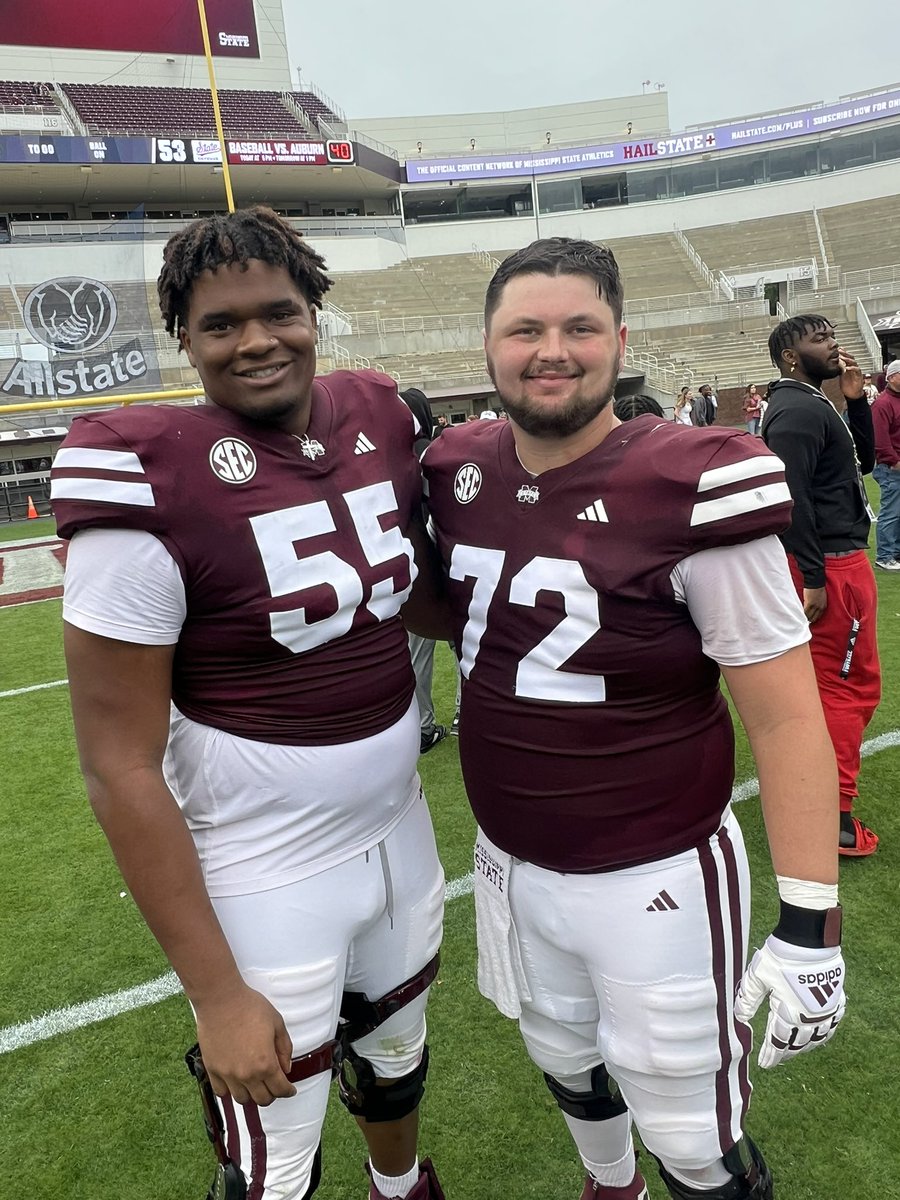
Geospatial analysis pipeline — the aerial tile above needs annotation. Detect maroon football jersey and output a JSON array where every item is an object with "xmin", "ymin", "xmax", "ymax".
[
  {"xmin": 52, "ymin": 371, "xmax": 421, "ymax": 745},
  {"xmin": 423, "ymin": 415, "xmax": 793, "ymax": 871}
]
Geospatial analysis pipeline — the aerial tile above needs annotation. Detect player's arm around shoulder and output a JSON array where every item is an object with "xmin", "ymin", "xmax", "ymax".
[
  {"xmin": 400, "ymin": 509, "xmax": 452, "ymax": 639},
  {"xmin": 64, "ymin": 626, "xmax": 297, "ymax": 1106}
]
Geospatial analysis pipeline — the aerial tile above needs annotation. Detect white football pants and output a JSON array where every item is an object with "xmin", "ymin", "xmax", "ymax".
[{"xmin": 208, "ymin": 793, "xmax": 444, "ymax": 1199}]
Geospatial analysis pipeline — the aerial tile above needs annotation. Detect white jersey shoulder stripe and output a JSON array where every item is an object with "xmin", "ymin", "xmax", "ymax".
[
  {"xmin": 53, "ymin": 447, "xmax": 146, "ymax": 474},
  {"xmin": 696, "ymin": 455, "xmax": 784, "ymax": 493},
  {"xmin": 50, "ymin": 477, "xmax": 155, "ymax": 507},
  {"xmin": 690, "ymin": 481, "xmax": 791, "ymax": 527}
]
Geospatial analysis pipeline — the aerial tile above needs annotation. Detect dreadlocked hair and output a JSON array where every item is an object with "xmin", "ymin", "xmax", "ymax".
[
  {"xmin": 767, "ymin": 314, "xmax": 832, "ymax": 370},
  {"xmin": 157, "ymin": 206, "xmax": 333, "ymax": 337},
  {"xmin": 613, "ymin": 393, "xmax": 665, "ymax": 421}
]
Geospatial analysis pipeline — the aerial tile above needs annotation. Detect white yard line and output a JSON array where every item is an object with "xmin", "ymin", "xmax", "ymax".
[
  {"xmin": 2, "ymin": 729, "xmax": 898, "ymax": 1056},
  {"xmin": 0, "ymin": 679, "xmax": 68, "ymax": 699},
  {"xmin": 0, "ymin": 534, "xmax": 61, "ymax": 550}
]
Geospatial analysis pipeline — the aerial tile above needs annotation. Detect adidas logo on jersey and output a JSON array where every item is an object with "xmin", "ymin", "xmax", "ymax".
[
  {"xmin": 646, "ymin": 890, "xmax": 679, "ymax": 912},
  {"xmin": 354, "ymin": 432, "xmax": 376, "ymax": 455},
  {"xmin": 577, "ymin": 499, "xmax": 608, "ymax": 523}
]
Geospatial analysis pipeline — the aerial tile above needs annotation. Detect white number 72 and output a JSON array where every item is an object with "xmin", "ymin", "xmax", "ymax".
[{"xmin": 450, "ymin": 543, "xmax": 606, "ymax": 703}]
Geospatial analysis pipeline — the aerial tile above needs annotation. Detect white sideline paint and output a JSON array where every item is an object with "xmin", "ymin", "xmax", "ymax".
[
  {"xmin": 0, "ymin": 678, "xmax": 68, "ymax": 699},
  {"xmin": 2, "ymin": 729, "xmax": 898, "ymax": 1056}
]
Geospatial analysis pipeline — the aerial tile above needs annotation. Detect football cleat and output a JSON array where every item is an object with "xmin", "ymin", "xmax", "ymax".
[
  {"xmin": 420, "ymin": 725, "xmax": 448, "ymax": 754},
  {"xmin": 581, "ymin": 1171, "xmax": 649, "ymax": 1199}
]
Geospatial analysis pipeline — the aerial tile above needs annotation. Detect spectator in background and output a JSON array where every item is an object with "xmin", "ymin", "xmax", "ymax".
[
  {"xmin": 863, "ymin": 373, "xmax": 879, "ymax": 404},
  {"xmin": 401, "ymin": 388, "xmax": 450, "ymax": 755},
  {"xmin": 612, "ymin": 393, "xmax": 665, "ymax": 421},
  {"xmin": 479, "ymin": 408, "xmax": 498, "ymax": 420},
  {"xmin": 432, "ymin": 414, "xmax": 449, "ymax": 437},
  {"xmin": 763, "ymin": 315, "xmax": 880, "ymax": 858},
  {"xmin": 691, "ymin": 385, "xmax": 714, "ymax": 427},
  {"xmin": 742, "ymin": 384, "xmax": 763, "ymax": 434},
  {"xmin": 698, "ymin": 383, "xmax": 717, "ymax": 423},
  {"xmin": 673, "ymin": 387, "xmax": 694, "ymax": 425},
  {"xmin": 871, "ymin": 360, "xmax": 900, "ymax": 572}
]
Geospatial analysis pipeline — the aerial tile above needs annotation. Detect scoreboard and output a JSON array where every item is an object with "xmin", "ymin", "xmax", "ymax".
[{"xmin": 0, "ymin": 136, "xmax": 355, "ymax": 168}]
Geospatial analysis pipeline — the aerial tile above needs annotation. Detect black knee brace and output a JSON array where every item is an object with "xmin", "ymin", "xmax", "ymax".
[
  {"xmin": 544, "ymin": 1064, "xmax": 629, "ymax": 1122},
  {"xmin": 339, "ymin": 1043, "xmax": 430, "ymax": 1123},
  {"xmin": 657, "ymin": 1137, "xmax": 773, "ymax": 1200}
]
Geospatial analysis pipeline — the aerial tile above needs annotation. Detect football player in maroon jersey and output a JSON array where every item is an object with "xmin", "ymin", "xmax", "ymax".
[
  {"xmin": 53, "ymin": 208, "xmax": 446, "ymax": 1200},
  {"xmin": 422, "ymin": 238, "xmax": 845, "ymax": 1200}
]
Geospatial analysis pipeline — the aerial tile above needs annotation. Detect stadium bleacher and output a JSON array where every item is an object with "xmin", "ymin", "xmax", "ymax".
[
  {"xmin": 290, "ymin": 91, "xmax": 342, "ymax": 131},
  {"xmin": 819, "ymin": 196, "xmax": 898, "ymax": 272},
  {"xmin": 0, "ymin": 79, "xmax": 54, "ymax": 107},
  {"xmin": 685, "ymin": 212, "xmax": 822, "ymax": 274},
  {"xmin": 59, "ymin": 83, "xmax": 313, "ymax": 138}
]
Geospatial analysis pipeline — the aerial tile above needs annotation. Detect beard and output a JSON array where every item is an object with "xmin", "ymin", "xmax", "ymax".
[
  {"xmin": 487, "ymin": 353, "xmax": 620, "ymax": 439},
  {"xmin": 796, "ymin": 347, "xmax": 841, "ymax": 386}
]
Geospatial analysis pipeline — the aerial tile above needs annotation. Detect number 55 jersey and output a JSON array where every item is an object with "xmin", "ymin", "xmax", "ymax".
[
  {"xmin": 52, "ymin": 371, "xmax": 421, "ymax": 747},
  {"xmin": 422, "ymin": 416, "xmax": 795, "ymax": 873}
]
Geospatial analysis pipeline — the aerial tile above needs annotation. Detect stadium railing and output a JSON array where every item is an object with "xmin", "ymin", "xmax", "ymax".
[{"xmin": 7, "ymin": 216, "xmax": 406, "ymax": 244}]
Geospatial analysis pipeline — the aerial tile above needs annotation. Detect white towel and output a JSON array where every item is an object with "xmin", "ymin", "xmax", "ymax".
[{"xmin": 473, "ymin": 831, "xmax": 532, "ymax": 1019}]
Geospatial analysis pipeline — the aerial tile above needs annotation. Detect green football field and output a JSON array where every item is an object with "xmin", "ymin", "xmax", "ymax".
[{"xmin": 1, "ymin": 498, "xmax": 898, "ymax": 1200}]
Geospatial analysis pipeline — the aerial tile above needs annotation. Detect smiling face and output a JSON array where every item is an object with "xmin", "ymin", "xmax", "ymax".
[
  {"xmin": 179, "ymin": 259, "xmax": 318, "ymax": 435},
  {"xmin": 483, "ymin": 271, "xmax": 626, "ymax": 441}
]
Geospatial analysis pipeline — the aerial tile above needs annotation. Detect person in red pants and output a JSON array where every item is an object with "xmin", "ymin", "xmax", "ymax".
[{"xmin": 763, "ymin": 315, "xmax": 880, "ymax": 856}]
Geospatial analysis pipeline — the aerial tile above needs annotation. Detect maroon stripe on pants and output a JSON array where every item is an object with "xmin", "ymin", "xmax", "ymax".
[
  {"xmin": 244, "ymin": 1103, "xmax": 269, "ymax": 1200},
  {"xmin": 221, "ymin": 1093, "xmax": 241, "ymax": 1169},
  {"xmin": 717, "ymin": 824, "xmax": 753, "ymax": 1115},
  {"xmin": 697, "ymin": 831, "xmax": 742, "ymax": 1155}
]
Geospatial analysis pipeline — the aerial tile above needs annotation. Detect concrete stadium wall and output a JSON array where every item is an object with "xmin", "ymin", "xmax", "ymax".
[
  {"xmin": 352, "ymin": 93, "xmax": 670, "ymax": 157},
  {"xmin": 404, "ymin": 158, "xmax": 900, "ymax": 257},
  {"xmin": 0, "ymin": 234, "xmax": 406, "ymax": 289},
  {"xmin": 0, "ymin": 0, "xmax": 291, "ymax": 92}
]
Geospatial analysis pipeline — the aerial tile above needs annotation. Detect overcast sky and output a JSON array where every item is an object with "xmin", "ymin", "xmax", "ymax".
[{"xmin": 281, "ymin": 0, "xmax": 889, "ymax": 133}]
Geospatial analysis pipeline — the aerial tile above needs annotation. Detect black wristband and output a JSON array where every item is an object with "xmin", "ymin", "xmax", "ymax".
[{"xmin": 773, "ymin": 899, "xmax": 842, "ymax": 948}]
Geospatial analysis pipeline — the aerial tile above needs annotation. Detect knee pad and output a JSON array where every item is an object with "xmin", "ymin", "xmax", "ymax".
[
  {"xmin": 339, "ymin": 1043, "xmax": 430, "ymax": 1123},
  {"xmin": 657, "ymin": 1137, "xmax": 773, "ymax": 1200},
  {"xmin": 544, "ymin": 1064, "xmax": 629, "ymax": 1122}
]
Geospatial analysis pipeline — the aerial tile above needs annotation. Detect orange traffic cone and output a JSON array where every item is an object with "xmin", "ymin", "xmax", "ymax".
[{"xmin": 26, "ymin": 495, "xmax": 39, "ymax": 519}]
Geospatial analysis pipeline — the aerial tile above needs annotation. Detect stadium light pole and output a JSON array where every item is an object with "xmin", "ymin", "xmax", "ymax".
[{"xmin": 196, "ymin": 0, "xmax": 237, "ymax": 212}]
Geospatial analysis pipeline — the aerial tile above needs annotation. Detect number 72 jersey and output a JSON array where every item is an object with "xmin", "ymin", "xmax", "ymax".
[{"xmin": 422, "ymin": 416, "xmax": 793, "ymax": 873}]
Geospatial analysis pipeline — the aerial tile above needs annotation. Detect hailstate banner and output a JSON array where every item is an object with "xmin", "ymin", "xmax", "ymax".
[
  {"xmin": 406, "ymin": 87, "xmax": 900, "ymax": 184},
  {"xmin": 1, "ymin": 0, "xmax": 259, "ymax": 58}
]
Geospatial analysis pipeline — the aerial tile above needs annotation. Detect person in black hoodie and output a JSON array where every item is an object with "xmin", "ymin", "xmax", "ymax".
[{"xmin": 762, "ymin": 315, "xmax": 880, "ymax": 857}]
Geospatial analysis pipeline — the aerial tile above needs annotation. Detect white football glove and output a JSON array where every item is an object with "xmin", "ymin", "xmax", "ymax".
[{"xmin": 734, "ymin": 934, "xmax": 845, "ymax": 1069}]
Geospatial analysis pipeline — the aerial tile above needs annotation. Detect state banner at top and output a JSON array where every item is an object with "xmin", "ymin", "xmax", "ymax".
[{"xmin": 1, "ymin": 0, "xmax": 259, "ymax": 58}]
